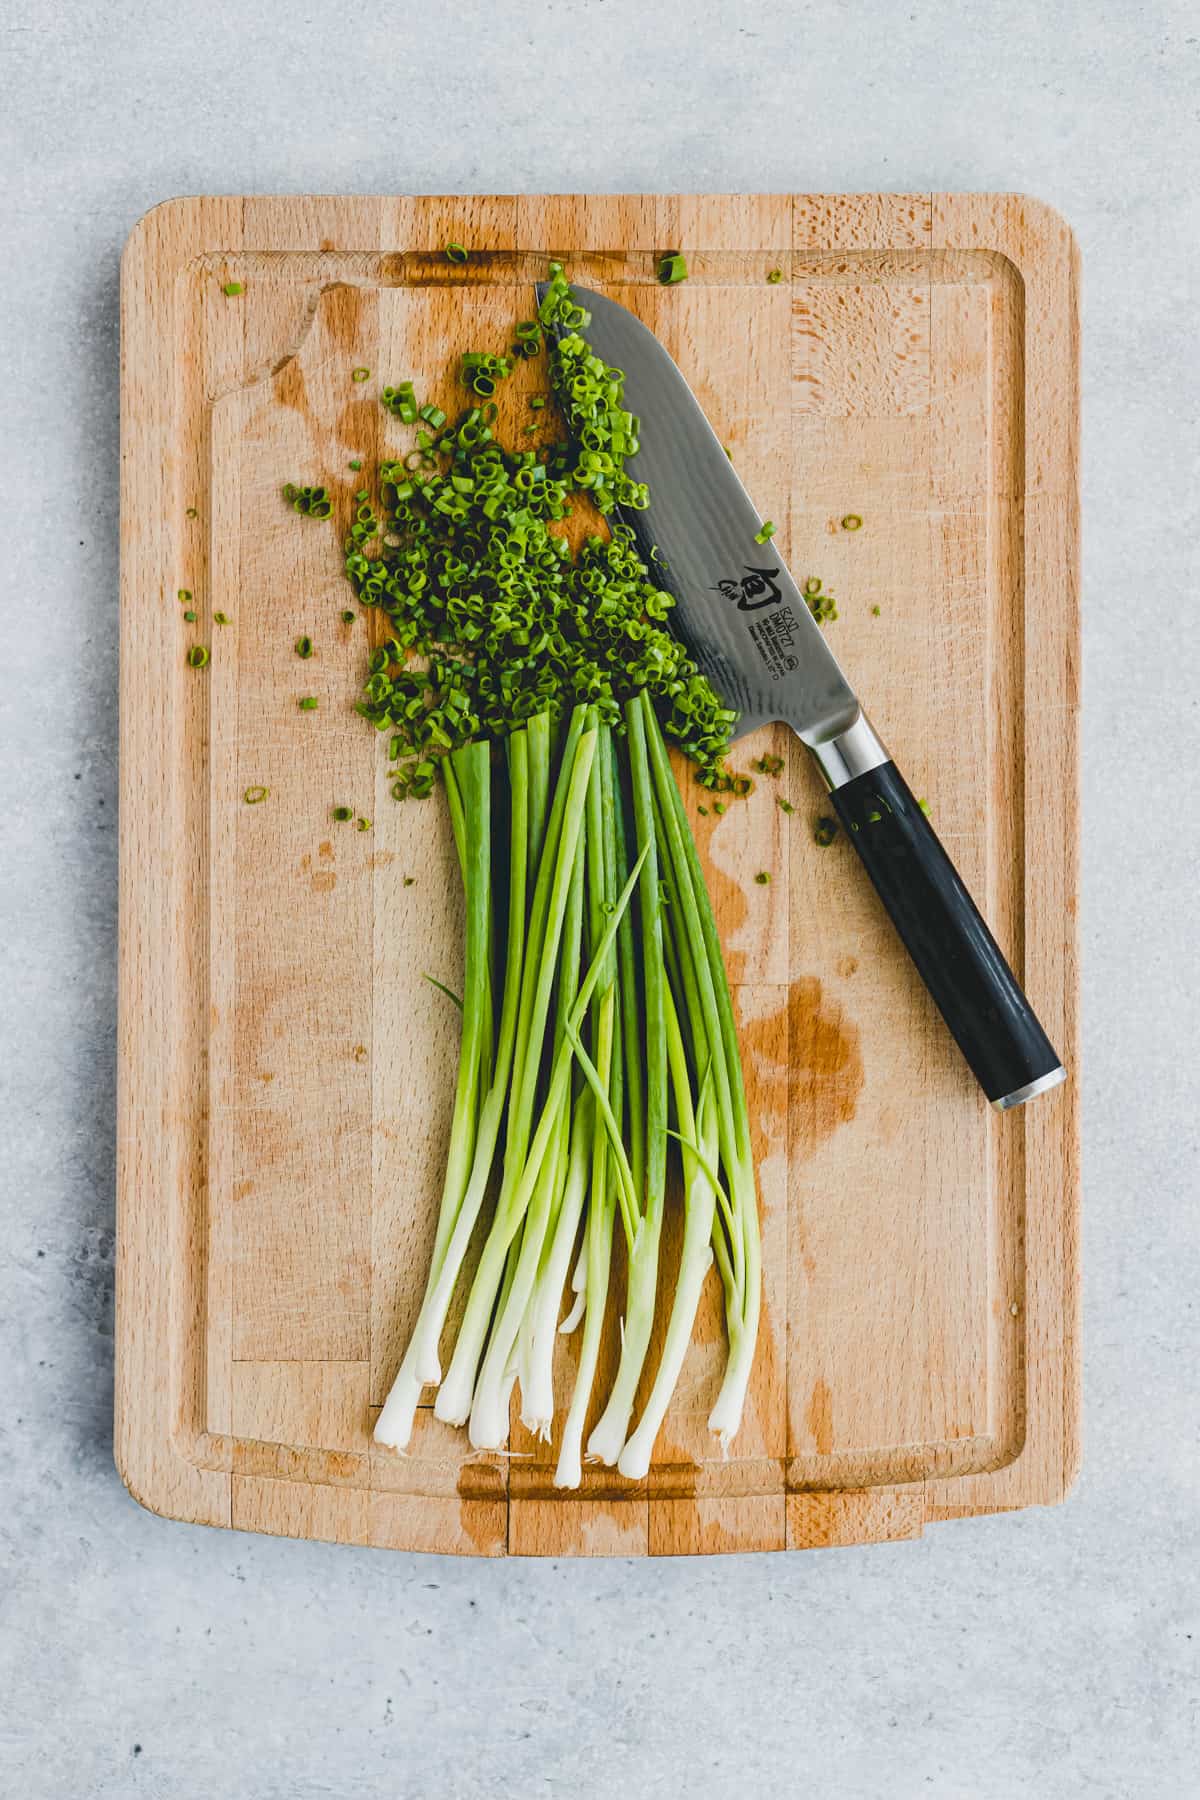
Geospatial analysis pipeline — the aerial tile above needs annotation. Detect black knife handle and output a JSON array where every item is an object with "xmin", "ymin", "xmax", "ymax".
[{"xmin": 829, "ymin": 762, "xmax": 1065, "ymax": 1109}]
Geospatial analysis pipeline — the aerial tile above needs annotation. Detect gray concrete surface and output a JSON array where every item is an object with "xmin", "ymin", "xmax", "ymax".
[{"xmin": 2, "ymin": 1, "xmax": 1197, "ymax": 1795}]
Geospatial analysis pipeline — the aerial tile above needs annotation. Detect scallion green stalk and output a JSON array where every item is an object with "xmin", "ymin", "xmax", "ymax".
[
  {"xmin": 519, "ymin": 1090, "xmax": 593, "ymax": 1440},
  {"xmin": 617, "ymin": 996, "xmax": 718, "ymax": 1479},
  {"xmin": 444, "ymin": 819, "xmax": 647, "ymax": 1441},
  {"xmin": 436, "ymin": 722, "xmax": 599, "ymax": 1428},
  {"xmin": 373, "ymin": 733, "xmax": 526, "ymax": 1449},
  {"xmin": 469, "ymin": 795, "xmax": 588, "ymax": 1447},
  {"xmin": 584, "ymin": 699, "xmax": 668, "ymax": 1467},
  {"xmin": 641, "ymin": 693, "xmax": 761, "ymax": 1447}
]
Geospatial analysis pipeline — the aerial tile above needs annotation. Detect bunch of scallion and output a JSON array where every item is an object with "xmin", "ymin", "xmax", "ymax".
[{"xmin": 286, "ymin": 267, "xmax": 761, "ymax": 1483}]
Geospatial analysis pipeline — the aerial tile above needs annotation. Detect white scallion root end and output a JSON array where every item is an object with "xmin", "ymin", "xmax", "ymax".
[
  {"xmin": 615, "ymin": 1436, "xmax": 651, "ymax": 1481},
  {"xmin": 373, "ymin": 1368, "xmax": 424, "ymax": 1452},
  {"xmin": 706, "ymin": 1384, "xmax": 745, "ymax": 1453},
  {"xmin": 432, "ymin": 1368, "xmax": 475, "ymax": 1429},
  {"xmin": 585, "ymin": 1414, "xmax": 627, "ymax": 1468},
  {"xmin": 554, "ymin": 1443, "xmax": 583, "ymax": 1489},
  {"xmin": 467, "ymin": 1381, "xmax": 510, "ymax": 1451},
  {"xmin": 519, "ymin": 1364, "xmax": 554, "ymax": 1438}
]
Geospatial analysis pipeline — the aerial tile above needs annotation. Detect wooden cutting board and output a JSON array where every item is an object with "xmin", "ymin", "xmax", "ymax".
[{"xmin": 116, "ymin": 193, "xmax": 1079, "ymax": 1556}]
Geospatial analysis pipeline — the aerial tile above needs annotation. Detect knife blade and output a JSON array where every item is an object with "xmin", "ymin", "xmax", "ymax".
[
  {"xmin": 536, "ymin": 282, "xmax": 865, "ymax": 758},
  {"xmin": 537, "ymin": 281, "xmax": 1066, "ymax": 1111}
]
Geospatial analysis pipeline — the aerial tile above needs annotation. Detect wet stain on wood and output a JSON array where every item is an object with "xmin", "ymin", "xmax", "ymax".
[
  {"xmin": 311, "ymin": 870, "xmax": 336, "ymax": 894},
  {"xmin": 789, "ymin": 976, "xmax": 864, "ymax": 1154},
  {"xmin": 272, "ymin": 356, "xmax": 310, "ymax": 418},
  {"xmin": 324, "ymin": 282, "xmax": 364, "ymax": 353},
  {"xmin": 737, "ymin": 992, "xmax": 791, "ymax": 1140},
  {"xmin": 336, "ymin": 394, "xmax": 376, "ymax": 454},
  {"xmin": 806, "ymin": 1377, "xmax": 834, "ymax": 1455},
  {"xmin": 459, "ymin": 1495, "xmax": 507, "ymax": 1557},
  {"xmin": 457, "ymin": 1455, "xmax": 506, "ymax": 1506}
]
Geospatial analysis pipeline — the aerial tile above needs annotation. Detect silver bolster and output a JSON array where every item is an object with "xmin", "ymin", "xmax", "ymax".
[{"xmin": 807, "ymin": 712, "xmax": 891, "ymax": 790}]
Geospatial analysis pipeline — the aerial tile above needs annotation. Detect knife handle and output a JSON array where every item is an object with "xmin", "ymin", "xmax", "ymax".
[{"xmin": 828, "ymin": 761, "xmax": 1065, "ymax": 1110}]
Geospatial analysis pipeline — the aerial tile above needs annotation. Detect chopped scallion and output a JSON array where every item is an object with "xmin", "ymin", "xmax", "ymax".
[{"xmin": 804, "ymin": 576, "xmax": 838, "ymax": 623}]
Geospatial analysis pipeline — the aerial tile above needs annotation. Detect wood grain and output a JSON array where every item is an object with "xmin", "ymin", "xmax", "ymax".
[{"xmin": 116, "ymin": 194, "xmax": 1080, "ymax": 1554}]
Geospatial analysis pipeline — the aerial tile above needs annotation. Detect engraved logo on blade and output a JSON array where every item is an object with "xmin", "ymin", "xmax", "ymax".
[
  {"xmin": 711, "ymin": 565, "xmax": 784, "ymax": 612},
  {"xmin": 710, "ymin": 564, "xmax": 797, "ymax": 679},
  {"xmin": 747, "ymin": 607, "xmax": 801, "ymax": 679}
]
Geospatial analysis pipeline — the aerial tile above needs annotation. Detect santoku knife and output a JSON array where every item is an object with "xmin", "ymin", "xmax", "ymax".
[{"xmin": 537, "ymin": 281, "xmax": 1066, "ymax": 1111}]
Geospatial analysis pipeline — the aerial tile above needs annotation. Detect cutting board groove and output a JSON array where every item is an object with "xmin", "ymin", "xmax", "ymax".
[{"xmin": 117, "ymin": 193, "xmax": 1079, "ymax": 1555}]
